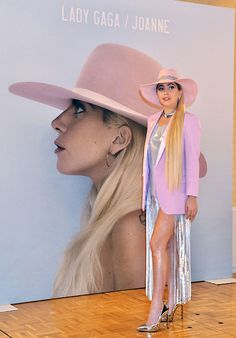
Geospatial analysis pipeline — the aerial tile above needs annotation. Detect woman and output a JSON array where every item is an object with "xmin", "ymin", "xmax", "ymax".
[
  {"xmin": 9, "ymin": 43, "xmax": 162, "ymax": 296},
  {"xmin": 138, "ymin": 68, "xmax": 201, "ymax": 332},
  {"xmin": 51, "ymin": 100, "xmax": 146, "ymax": 295}
]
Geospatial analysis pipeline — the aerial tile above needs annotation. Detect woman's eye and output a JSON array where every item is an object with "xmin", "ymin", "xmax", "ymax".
[
  {"xmin": 158, "ymin": 86, "xmax": 164, "ymax": 91},
  {"xmin": 74, "ymin": 105, "xmax": 85, "ymax": 116},
  {"xmin": 168, "ymin": 84, "xmax": 176, "ymax": 90},
  {"xmin": 76, "ymin": 106, "xmax": 84, "ymax": 114}
]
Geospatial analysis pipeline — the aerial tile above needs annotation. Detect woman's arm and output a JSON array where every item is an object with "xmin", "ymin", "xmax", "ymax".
[
  {"xmin": 184, "ymin": 114, "xmax": 201, "ymax": 197},
  {"xmin": 184, "ymin": 114, "xmax": 201, "ymax": 220}
]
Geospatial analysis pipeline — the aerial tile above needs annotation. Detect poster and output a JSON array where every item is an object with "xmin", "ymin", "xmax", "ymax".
[{"xmin": 0, "ymin": 0, "xmax": 234, "ymax": 304}]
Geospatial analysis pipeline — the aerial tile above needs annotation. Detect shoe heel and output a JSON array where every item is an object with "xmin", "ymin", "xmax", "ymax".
[
  {"xmin": 161, "ymin": 307, "xmax": 169, "ymax": 329},
  {"xmin": 181, "ymin": 304, "xmax": 184, "ymax": 320}
]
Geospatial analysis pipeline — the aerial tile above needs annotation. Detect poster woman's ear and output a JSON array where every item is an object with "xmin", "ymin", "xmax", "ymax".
[{"xmin": 110, "ymin": 125, "xmax": 132, "ymax": 155}]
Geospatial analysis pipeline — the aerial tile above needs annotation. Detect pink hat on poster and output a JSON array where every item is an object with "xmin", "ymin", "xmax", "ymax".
[
  {"xmin": 8, "ymin": 43, "xmax": 206, "ymax": 177},
  {"xmin": 8, "ymin": 43, "xmax": 162, "ymax": 126}
]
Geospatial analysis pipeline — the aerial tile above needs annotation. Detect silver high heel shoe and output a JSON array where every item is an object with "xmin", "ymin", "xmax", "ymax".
[
  {"xmin": 137, "ymin": 304, "xmax": 169, "ymax": 332},
  {"xmin": 161, "ymin": 304, "xmax": 184, "ymax": 322}
]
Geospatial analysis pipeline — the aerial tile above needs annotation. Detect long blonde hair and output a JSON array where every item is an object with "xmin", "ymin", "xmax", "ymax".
[
  {"xmin": 53, "ymin": 109, "xmax": 145, "ymax": 297},
  {"xmin": 165, "ymin": 93, "xmax": 185, "ymax": 190}
]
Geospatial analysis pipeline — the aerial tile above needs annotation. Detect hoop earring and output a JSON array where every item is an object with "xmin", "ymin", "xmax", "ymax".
[
  {"xmin": 177, "ymin": 96, "xmax": 181, "ymax": 107},
  {"xmin": 106, "ymin": 152, "xmax": 115, "ymax": 168}
]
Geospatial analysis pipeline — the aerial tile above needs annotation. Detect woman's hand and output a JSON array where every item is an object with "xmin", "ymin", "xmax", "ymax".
[{"xmin": 185, "ymin": 196, "xmax": 198, "ymax": 221}]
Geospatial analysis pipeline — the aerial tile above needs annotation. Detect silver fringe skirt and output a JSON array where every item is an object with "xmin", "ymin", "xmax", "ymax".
[{"xmin": 146, "ymin": 194, "xmax": 191, "ymax": 304}]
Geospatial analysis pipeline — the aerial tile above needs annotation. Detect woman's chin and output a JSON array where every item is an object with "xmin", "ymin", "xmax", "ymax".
[
  {"xmin": 56, "ymin": 164, "xmax": 89, "ymax": 177},
  {"xmin": 56, "ymin": 164, "xmax": 76, "ymax": 175},
  {"xmin": 57, "ymin": 167, "xmax": 71, "ymax": 175},
  {"xmin": 55, "ymin": 163, "xmax": 107, "ymax": 184},
  {"xmin": 162, "ymin": 102, "xmax": 175, "ymax": 109}
]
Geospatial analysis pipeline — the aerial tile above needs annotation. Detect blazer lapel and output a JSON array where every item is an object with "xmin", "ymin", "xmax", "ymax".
[
  {"xmin": 147, "ymin": 111, "xmax": 162, "ymax": 140},
  {"xmin": 142, "ymin": 113, "xmax": 161, "ymax": 210},
  {"xmin": 143, "ymin": 112, "xmax": 162, "ymax": 163},
  {"xmin": 155, "ymin": 116, "xmax": 173, "ymax": 166}
]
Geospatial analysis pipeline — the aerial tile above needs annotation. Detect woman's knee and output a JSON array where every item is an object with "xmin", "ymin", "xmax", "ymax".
[
  {"xmin": 150, "ymin": 212, "xmax": 174, "ymax": 254},
  {"xmin": 149, "ymin": 237, "xmax": 166, "ymax": 255}
]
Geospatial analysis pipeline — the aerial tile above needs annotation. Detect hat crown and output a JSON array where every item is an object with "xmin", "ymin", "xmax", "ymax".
[
  {"xmin": 8, "ymin": 43, "xmax": 164, "ymax": 125},
  {"xmin": 75, "ymin": 44, "xmax": 162, "ymax": 115},
  {"xmin": 157, "ymin": 68, "xmax": 180, "ymax": 83}
]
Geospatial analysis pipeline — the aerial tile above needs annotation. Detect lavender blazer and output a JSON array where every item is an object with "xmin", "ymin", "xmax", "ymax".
[{"xmin": 142, "ymin": 111, "xmax": 201, "ymax": 215}]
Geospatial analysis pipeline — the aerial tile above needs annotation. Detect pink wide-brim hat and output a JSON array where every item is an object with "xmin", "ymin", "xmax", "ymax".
[
  {"xmin": 139, "ymin": 68, "xmax": 198, "ymax": 109},
  {"xmin": 9, "ymin": 44, "xmax": 207, "ymax": 178},
  {"xmin": 9, "ymin": 43, "xmax": 163, "ymax": 126}
]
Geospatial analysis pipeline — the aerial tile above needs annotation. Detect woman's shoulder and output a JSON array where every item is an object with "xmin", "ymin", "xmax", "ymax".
[
  {"xmin": 147, "ymin": 111, "xmax": 162, "ymax": 128},
  {"xmin": 148, "ymin": 111, "xmax": 162, "ymax": 121},
  {"xmin": 184, "ymin": 111, "xmax": 201, "ymax": 126},
  {"xmin": 184, "ymin": 111, "xmax": 199, "ymax": 120},
  {"xmin": 110, "ymin": 210, "xmax": 145, "ymax": 289},
  {"xmin": 112, "ymin": 210, "xmax": 145, "ymax": 242}
]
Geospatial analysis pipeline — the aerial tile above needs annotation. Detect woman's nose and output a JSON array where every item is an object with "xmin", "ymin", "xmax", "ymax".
[{"xmin": 51, "ymin": 112, "xmax": 67, "ymax": 133}]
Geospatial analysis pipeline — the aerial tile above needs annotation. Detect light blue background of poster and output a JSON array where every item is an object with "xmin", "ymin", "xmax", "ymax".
[{"xmin": 0, "ymin": 0, "xmax": 234, "ymax": 304}]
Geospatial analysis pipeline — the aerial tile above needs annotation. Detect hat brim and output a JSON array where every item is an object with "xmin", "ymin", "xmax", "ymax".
[
  {"xmin": 9, "ymin": 81, "xmax": 207, "ymax": 177},
  {"xmin": 140, "ymin": 78, "xmax": 198, "ymax": 108},
  {"xmin": 8, "ymin": 82, "xmax": 148, "ymax": 126}
]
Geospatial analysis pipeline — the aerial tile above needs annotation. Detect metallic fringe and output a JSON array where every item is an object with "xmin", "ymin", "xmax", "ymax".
[{"xmin": 146, "ymin": 200, "xmax": 191, "ymax": 304}]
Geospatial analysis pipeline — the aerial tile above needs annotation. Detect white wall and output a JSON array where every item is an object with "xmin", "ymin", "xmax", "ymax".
[{"xmin": 233, "ymin": 207, "xmax": 236, "ymax": 273}]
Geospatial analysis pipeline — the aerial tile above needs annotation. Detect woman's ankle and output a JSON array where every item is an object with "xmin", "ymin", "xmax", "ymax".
[
  {"xmin": 167, "ymin": 302, "xmax": 175, "ymax": 313},
  {"xmin": 146, "ymin": 302, "xmax": 165, "ymax": 323}
]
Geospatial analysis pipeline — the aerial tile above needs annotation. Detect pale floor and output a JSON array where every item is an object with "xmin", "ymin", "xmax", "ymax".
[{"xmin": 0, "ymin": 281, "xmax": 236, "ymax": 337}]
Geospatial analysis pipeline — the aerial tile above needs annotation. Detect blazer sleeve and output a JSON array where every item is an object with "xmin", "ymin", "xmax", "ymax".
[
  {"xmin": 142, "ymin": 115, "xmax": 152, "ymax": 211},
  {"xmin": 184, "ymin": 114, "xmax": 201, "ymax": 197}
]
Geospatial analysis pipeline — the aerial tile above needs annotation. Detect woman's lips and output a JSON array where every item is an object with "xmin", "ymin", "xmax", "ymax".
[
  {"xmin": 54, "ymin": 146, "xmax": 64, "ymax": 154},
  {"xmin": 54, "ymin": 140, "xmax": 66, "ymax": 153}
]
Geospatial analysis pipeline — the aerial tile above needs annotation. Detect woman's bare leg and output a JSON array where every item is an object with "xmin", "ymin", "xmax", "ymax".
[
  {"xmin": 146, "ymin": 208, "xmax": 174, "ymax": 325},
  {"xmin": 167, "ymin": 235, "xmax": 175, "ymax": 313}
]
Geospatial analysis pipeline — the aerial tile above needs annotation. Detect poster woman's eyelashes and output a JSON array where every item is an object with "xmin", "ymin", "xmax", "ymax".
[
  {"xmin": 75, "ymin": 105, "xmax": 85, "ymax": 116},
  {"xmin": 72, "ymin": 100, "xmax": 86, "ymax": 116}
]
